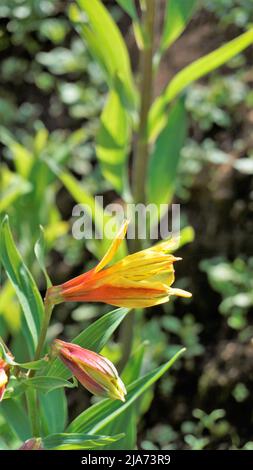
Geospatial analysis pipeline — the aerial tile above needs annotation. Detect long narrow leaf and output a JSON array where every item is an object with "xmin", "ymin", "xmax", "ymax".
[
  {"xmin": 0, "ymin": 216, "xmax": 43, "ymax": 354},
  {"xmin": 0, "ymin": 399, "xmax": 31, "ymax": 441},
  {"xmin": 68, "ymin": 348, "xmax": 185, "ymax": 434},
  {"xmin": 69, "ymin": 0, "xmax": 136, "ymax": 109},
  {"xmin": 147, "ymin": 97, "xmax": 187, "ymax": 210},
  {"xmin": 160, "ymin": 0, "xmax": 197, "ymax": 53},
  {"xmin": 150, "ymin": 28, "xmax": 253, "ymax": 140},
  {"xmin": 96, "ymin": 89, "xmax": 130, "ymax": 194},
  {"xmin": 46, "ymin": 307, "xmax": 129, "ymax": 379},
  {"xmin": 42, "ymin": 432, "xmax": 124, "ymax": 450}
]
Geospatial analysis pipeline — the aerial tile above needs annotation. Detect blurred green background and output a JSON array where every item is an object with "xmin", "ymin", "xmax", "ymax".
[{"xmin": 1, "ymin": 0, "xmax": 253, "ymax": 450}]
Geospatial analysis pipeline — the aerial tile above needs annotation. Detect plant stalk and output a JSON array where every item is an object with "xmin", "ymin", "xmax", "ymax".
[
  {"xmin": 119, "ymin": 0, "xmax": 155, "ymax": 371},
  {"xmin": 29, "ymin": 296, "xmax": 53, "ymax": 378},
  {"xmin": 132, "ymin": 0, "xmax": 155, "ymax": 206},
  {"xmin": 26, "ymin": 295, "xmax": 54, "ymax": 436},
  {"xmin": 26, "ymin": 388, "xmax": 40, "ymax": 437}
]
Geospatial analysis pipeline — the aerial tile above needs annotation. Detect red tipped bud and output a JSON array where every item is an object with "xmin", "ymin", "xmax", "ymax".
[{"xmin": 53, "ymin": 339, "xmax": 126, "ymax": 402}]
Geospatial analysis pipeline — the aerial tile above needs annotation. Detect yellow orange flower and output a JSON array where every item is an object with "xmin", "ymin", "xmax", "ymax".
[{"xmin": 47, "ymin": 220, "xmax": 191, "ymax": 309}]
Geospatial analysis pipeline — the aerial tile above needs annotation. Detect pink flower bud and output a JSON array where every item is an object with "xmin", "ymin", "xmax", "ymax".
[
  {"xmin": 53, "ymin": 339, "xmax": 126, "ymax": 402},
  {"xmin": 19, "ymin": 438, "xmax": 43, "ymax": 450}
]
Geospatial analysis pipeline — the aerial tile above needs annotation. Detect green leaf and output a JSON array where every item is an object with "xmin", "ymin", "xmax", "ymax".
[
  {"xmin": 102, "ymin": 343, "xmax": 147, "ymax": 450},
  {"xmin": 0, "ymin": 166, "xmax": 32, "ymax": 213},
  {"xmin": 150, "ymin": 28, "xmax": 253, "ymax": 140},
  {"xmin": 68, "ymin": 348, "xmax": 185, "ymax": 434},
  {"xmin": 147, "ymin": 98, "xmax": 187, "ymax": 210},
  {"xmin": 96, "ymin": 89, "xmax": 130, "ymax": 194},
  {"xmin": 46, "ymin": 307, "xmax": 129, "ymax": 379},
  {"xmin": 160, "ymin": 0, "xmax": 197, "ymax": 53},
  {"xmin": 42, "ymin": 432, "xmax": 124, "ymax": 450},
  {"xmin": 44, "ymin": 159, "xmax": 127, "ymax": 260},
  {"xmin": 39, "ymin": 389, "xmax": 67, "ymax": 435},
  {"xmin": 0, "ymin": 398, "xmax": 31, "ymax": 441},
  {"xmin": 115, "ymin": 0, "xmax": 138, "ymax": 20},
  {"xmin": 34, "ymin": 226, "xmax": 52, "ymax": 288},
  {"xmin": 0, "ymin": 345, "xmax": 48, "ymax": 370},
  {"xmin": 69, "ymin": 0, "xmax": 136, "ymax": 109},
  {"xmin": 23, "ymin": 376, "xmax": 77, "ymax": 393},
  {"xmin": 0, "ymin": 216, "xmax": 43, "ymax": 355},
  {"xmin": 122, "ymin": 342, "xmax": 147, "ymax": 385}
]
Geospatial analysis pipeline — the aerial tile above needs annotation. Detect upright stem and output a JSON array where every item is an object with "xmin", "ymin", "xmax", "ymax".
[
  {"xmin": 119, "ymin": 0, "xmax": 155, "ymax": 371},
  {"xmin": 26, "ymin": 388, "xmax": 40, "ymax": 437},
  {"xmin": 132, "ymin": 0, "xmax": 155, "ymax": 206},
  {"xmin": 26, "ymin": 295, "xmax": 54, "ymax": 435},
  {"xmin": 29, "ymin": 297, "xmax": 53, "ymax": 378}
]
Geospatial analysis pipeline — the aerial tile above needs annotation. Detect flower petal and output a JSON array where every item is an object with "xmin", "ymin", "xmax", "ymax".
[{"xmin": 94, "ymin": 219, "xmax": 129, "ymax": 273}]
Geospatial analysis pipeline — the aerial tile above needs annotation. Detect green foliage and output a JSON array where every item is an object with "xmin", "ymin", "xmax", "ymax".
[
  {"xmin": 42, "ymin": 432, "xmax": 124, "ymax": 450},
  {"xmin": 0, "ymin": 216, "xmax": 43, "ymax": 355},
  {"xmin": 201, "ymin": 257, "xmax": 253, "ymax": 331},
  {"xmin": 149, "ymin": 28, "xmax": 253, "ymax": 140},
  {"xmin": 160, "ymin": 0, "xmax": 197, "ymax": 53},
  {"xmin": 96, "ymin": 89, "xmax": 131, "ymax": 194},
  {"xmin": 147, "ymin": 97, "xmax": 187, "ymax": 210},
  {"xmin": 1, "ymin": 0, "xmax": 252, "ymax": 452}
]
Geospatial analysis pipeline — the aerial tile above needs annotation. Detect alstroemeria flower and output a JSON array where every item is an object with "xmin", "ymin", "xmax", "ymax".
[
  {"xmin": 53, "ymin": 339, "xmax": 126, "ymax": 402},
  {"xmin": 0, "ymin": 358, "xmax": 10, "ymax": 402},
  {"xmin": 48, "ymin": 220, "xmax": 191, "ymax": 308}
]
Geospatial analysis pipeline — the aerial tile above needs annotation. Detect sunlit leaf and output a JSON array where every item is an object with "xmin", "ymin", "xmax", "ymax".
[
  {"xmin": 42, "ymin": 432, "xmax": 124, "ymax": 450},
  {"xmin": 102, "ymin": 343, "xmax": 147, "ymax": 450},
  {"xmin": 0, "ymin": 216, "xmax": 43, "ymax": 355},
  {"xmin": 68, "ymin": 348, "xmax": 185, "ymax": 434},
  {"xmin": 46, "ymin": 307, "xmax": 129, "ymax": 379},
  {"xmin": 96, "ymin": 89, "xmax": 130, "ymax": 194},
  {"xmin": 150, "ymin": 28, "xmax": 253, "ymax": 140},
  {"xmin": 160, "ymin": 0, "xmax": 197, "ymax": 53},
  {"xmin": 34, "ymin": 226, "xmax": 52, "ymax": 288},
  {"xmin": 69, "ymin": 0, "xmax": 136, "ymax": 109},
  {"xmin": 115, "ymin": 0, "xmax": 138, "ymax": 20},
  {"xmin": 147, "ymin": 98, "xmax": 187, "ymax": 211}
]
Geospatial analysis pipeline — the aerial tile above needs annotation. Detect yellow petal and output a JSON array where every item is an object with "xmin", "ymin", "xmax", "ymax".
[
  {"xmin": 152, "ymin": 237, "xmax": 180, "ymax": 253},
  {"xmin": 94, "ymin": 220, "xmax": 129, "ymax": 273}
]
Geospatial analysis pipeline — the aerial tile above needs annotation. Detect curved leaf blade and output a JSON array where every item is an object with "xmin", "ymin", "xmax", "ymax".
[
  {"xmin": 70, "ymin": 0, "xmax": 136, "ymax": 109},
  {"xmin": 46, "ymin": 307, "xmax": 129, "ymax": 379},
  {"xmin": 0, "ymin": 216, "xmax": 43, "ymax": 354},
  {"xmin": 68, "ymin": 348, "xmax": 185, "ymax": 434},
  {"xmin": 147, "ymin": 97, "xmax": 187, "ymax": 210},
  {"xmin": 150, "ymin": 28, "xmax": 253, "ymax": 140},
  {"xmin": 160, "ymin": 0, "xmax": 197, "ymax": 53},
  {"xmin": 42, "ymin": 432, "xmax": 124, "ymax": 450},
  {"xmin": 96, "ymin": 89, "xmax": 130, "ymax": 194}
]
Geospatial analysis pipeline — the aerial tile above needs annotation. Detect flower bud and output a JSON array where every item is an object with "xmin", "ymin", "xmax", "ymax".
[
  {"xmin": 19, "ymin": 438, "xmax": 43, "ymax": 450},
  {"xmin": 0, "ymin": 358, "xmax": 10, "ymax": 402},
  {"xmin": 53, "ymin": 339, "xmax": 126, "ymax": 402}
]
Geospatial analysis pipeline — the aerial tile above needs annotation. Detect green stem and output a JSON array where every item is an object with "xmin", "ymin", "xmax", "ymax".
[
  {"xmin": 132, "ymin": 0, "xmax": 155, "ymax": 206},
  {"xmin": 119, "ymin": 0, "xmax": 155, "ymax": 372},
  {"xmin": 29, "ymin": 297, "xmax": 53, "ymax": 378},
  {"xmin": 26, "ymin": 295, "xmax": 54, "ymax": 435},
  {"xmin": 26, "ymin": 388, "xmax": 40, "ymax": 437}
]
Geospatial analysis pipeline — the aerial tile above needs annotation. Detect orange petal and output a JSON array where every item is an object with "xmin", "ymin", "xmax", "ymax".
[{"xmin": 94, "ymin": 219, "xmax": 129, "ymax": 273}]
